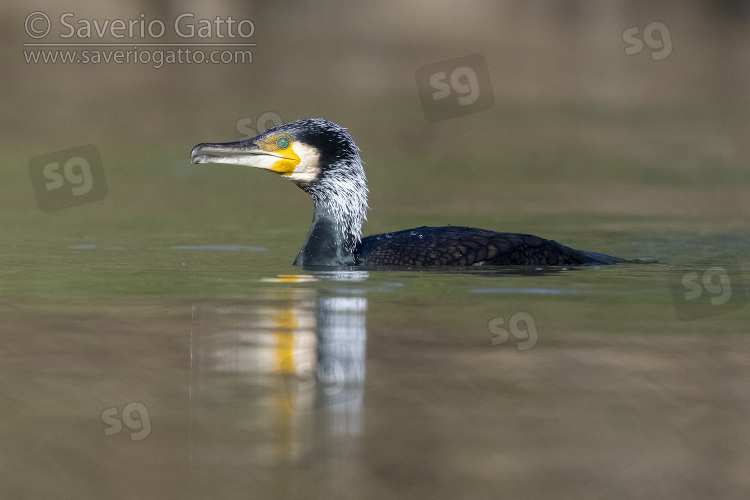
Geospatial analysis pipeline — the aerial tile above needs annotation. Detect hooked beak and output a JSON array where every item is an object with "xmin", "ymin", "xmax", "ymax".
[{"xmin": 190, "ymin": 140, "xmax": 284, "ymax": 170}]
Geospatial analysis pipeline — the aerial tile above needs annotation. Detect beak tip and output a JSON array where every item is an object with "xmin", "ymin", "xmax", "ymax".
[{"xmin": 190, "ymin": 144, "xmax": 206, "ymax": 163}]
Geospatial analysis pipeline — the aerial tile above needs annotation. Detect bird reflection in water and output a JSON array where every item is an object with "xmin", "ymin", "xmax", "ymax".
[{"xmin": 190, "ymin": 271, "xmax": 368, "ymax": 464}]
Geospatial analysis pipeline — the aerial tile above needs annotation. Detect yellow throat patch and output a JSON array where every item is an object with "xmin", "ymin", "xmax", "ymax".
[{"xmin": 258, "ymin": 133, "xmax": 300, "ymax": 176}]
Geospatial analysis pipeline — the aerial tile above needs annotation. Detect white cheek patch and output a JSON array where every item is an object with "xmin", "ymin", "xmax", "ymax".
[{"xmin": 288, "ymin": 143, "xmax": 320, "ymax": 183}]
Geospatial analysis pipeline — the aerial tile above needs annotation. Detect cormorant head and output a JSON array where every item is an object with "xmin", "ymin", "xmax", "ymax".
[
  {"xmin": 191, "ymin": 119, "xmax": 369, "ymax": 261},
  {"xmin": 190, "ymin": 118, "xmax": 364, "ymax": 193}
]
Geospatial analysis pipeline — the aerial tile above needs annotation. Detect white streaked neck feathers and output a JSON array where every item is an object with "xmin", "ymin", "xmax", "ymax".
[{"xmin": 304, "ymin": 155, "xmax": 369, "ymax": 255}]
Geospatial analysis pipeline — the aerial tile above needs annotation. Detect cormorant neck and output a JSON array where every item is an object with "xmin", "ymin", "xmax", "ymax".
[
  {"xmin": 294, "ymin": 158, "xmax": 368, "ymax": 267},
  {"xmin": 294, "ymin": 203, "xmax": 356, "ymax": 267}
]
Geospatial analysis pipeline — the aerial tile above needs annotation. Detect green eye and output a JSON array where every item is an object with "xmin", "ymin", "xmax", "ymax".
[{"xmin": 276, "ymin": 136, "xmax": 290, "ymax": 149}]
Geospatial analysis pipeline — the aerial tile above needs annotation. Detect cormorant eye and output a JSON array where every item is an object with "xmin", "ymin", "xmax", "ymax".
[{"xmin": 276, "ymin": 136, "xmax": 290, "ymax": 150}]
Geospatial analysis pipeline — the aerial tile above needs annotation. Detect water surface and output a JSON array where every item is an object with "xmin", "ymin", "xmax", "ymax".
[{"xmin": 1, "ymin": 229, "xmax": 748, "ymax": 499}]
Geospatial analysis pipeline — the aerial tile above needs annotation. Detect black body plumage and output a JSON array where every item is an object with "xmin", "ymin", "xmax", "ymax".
[{"xmin": 356, "ymin": 226, "xmax": 622, "ymax": 267}]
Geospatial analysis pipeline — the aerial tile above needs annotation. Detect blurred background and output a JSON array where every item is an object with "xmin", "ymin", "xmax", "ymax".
[{"xmin": 2, "ymin": 0, "xmax": 749, "ymax": 259}]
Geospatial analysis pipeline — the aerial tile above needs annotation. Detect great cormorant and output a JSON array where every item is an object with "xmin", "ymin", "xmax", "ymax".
[{"xmin": 190, "ymin": 119, "xmax": 623, "ymax": 268}]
